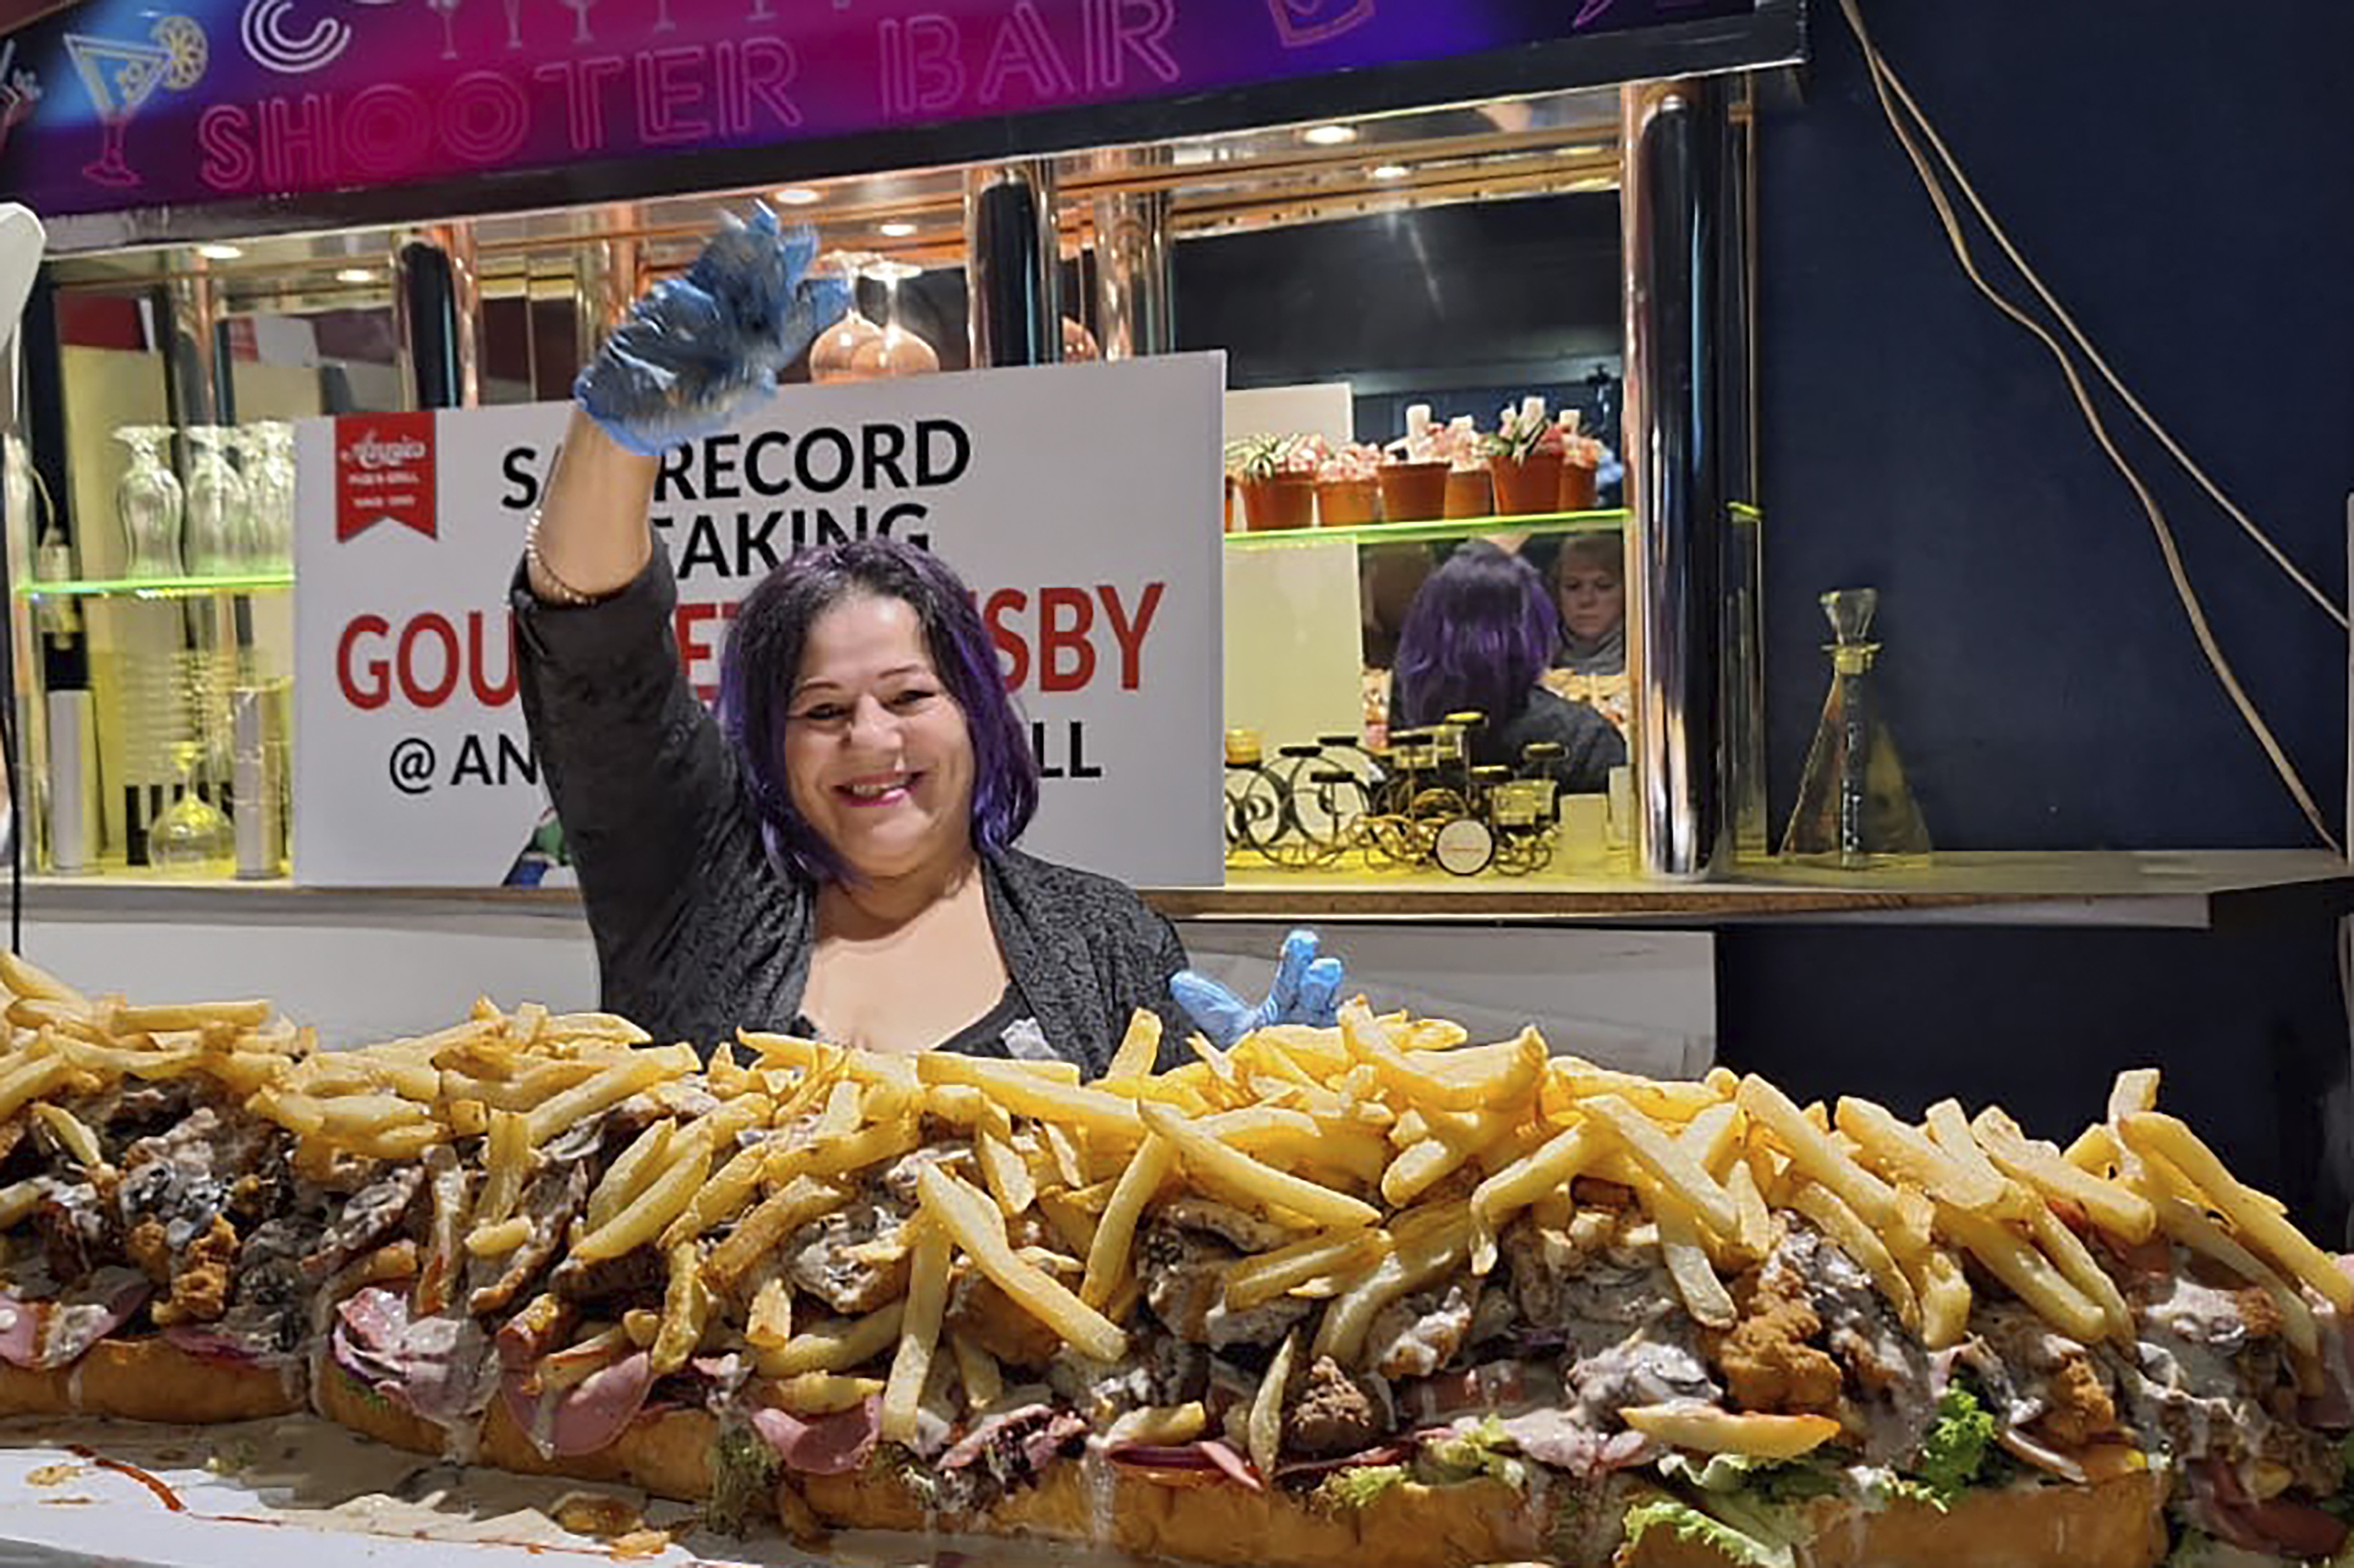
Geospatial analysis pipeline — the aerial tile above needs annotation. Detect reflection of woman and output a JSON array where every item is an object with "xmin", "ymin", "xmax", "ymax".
[
  {"xmin": 514, "ymin": 207, "xmax": 1342, "ymax": 1068},
  {"xmin": 1390, "ymin": 544, "xmax": 1625, "ymax": 793},
  {"xmin": 1552, "ymin": 532, "xmax": 1626, "ymax": 676}
]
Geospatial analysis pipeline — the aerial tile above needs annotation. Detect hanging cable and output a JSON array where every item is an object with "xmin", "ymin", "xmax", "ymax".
[{"xmin": 1837, "ymin": 0, "xmax": 2343, "ymax": 854}]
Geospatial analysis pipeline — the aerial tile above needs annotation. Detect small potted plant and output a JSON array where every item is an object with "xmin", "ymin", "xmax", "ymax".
[
  {"xmin": 1314, "ymin": 441, "xmax": 1384, "ymax": 525},
  {"xmin": 1378, "ymin": 404, "xmax": 1450, "ymax": 523},
  {"xmin": 1223, "ymin": 433, "xmax": 1323, "ymax": 531},
  {"xmin": 1484, "ymin": 395, "xmax": 1566, "ymax": 517},
  {"xmin": 1440, "ymin": 415, "xmax": 1494, "ymax": 519},
  {"xmin": 1556, "ymin": 409, "xmax": 1606, "ymax": 511}
]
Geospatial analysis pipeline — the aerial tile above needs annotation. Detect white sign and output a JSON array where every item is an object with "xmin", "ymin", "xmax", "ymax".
[{"xmin": 294, "ymin": 355, "xmax": 1227, "ymax": 889}]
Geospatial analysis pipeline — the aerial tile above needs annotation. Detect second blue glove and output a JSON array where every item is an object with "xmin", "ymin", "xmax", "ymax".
[
  {"xmin": 574, "ymin": 204, "xmax": 852, "ymax": 457},
  {"xmin": 1171, "ymin": 929, "xmax": 1347, "ymax": 1050}
]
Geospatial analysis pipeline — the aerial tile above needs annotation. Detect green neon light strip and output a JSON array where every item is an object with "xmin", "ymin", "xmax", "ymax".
[
  {"xmin": 17, "ymin": 573, "xmax": 295, "ymax": 599},
  {"xmin": 1224, "ymin": 508, "xmax": 1633, "ymax": 551}
]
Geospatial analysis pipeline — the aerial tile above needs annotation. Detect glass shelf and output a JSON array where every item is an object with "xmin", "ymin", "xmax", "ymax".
[
  {"xmin": 1225, "ymin": 507, "xmax": 1631, "ymax": 551},
  {"xmin": 18, "ymin": 572, "xmax": 295, "ymax": 599}
]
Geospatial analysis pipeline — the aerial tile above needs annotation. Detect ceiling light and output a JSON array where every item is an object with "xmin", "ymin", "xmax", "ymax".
[
  {"xmin": 196, "ymin": 243, "xmax": 243, "ymax": 261},
  {"xmin": 1370, "ymin": 163, "xmax": 1409, "ymax": 180},
  {"xmin": 1303, "ymin": 123, "xmax": 1357, "ymax": 146},
  {"xmin": 877, "ymin": 220, "xmax": 917, "ymax": 238},
  {"xmin": 334, "ymin": 267, "xmax": 377, "ymax": 284},
  {"xmin": 773, "ymin": 187, "xmax": 821, "ymax": 206}
]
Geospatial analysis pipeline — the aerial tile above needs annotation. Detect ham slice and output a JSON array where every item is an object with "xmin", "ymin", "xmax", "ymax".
[
  {"xmin": 1274, "ymin": 1443, "xmax": 1413, "ymax": 1480},
  {"xmin": 1106, "ymin": 1439, "xmax": 1262, "ymax": 1491},
  {"xmin": 2192, "ymin": 1459, "xmax": 2351, "ymax": 1560},
  {"xmin": 501, "ymin": 1352, "xmax": 657, "ymax": 1458},
  {"xmin": 162, "ymin": 1325, "xmax": 260, "ymax": 1366},
  {"xmin": 332, "ymin": 1287, "xmax": 498, "ymax": 1430},
  {"xmin": 1488, "ymin": 1408, "xmax": 1652, "ymax": 1474},
  {"xmin": 751, "ymin": 1395, "xmax": 881, "ymax": 1475},
  {"xmin": 0, "ymin": 1269, "xmax": 150, "ymax": 1370}
]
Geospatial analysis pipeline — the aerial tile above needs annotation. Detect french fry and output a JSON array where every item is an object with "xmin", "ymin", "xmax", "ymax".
[
  {"xmin": 114, "ymin": 1000, "xmax": 271, "ymax": 1034},
  {"xmin": 32, "ymin": 1104, "xmax": 102, "ymax": 1169},
  {"xmin": 1105, "ymin": 1008, "xmax": 1164, "ymax": 1082},
  {"xmin": 1972, "ymin": 1108, "xmax": 2156, "ymax": 1244},
  {"xmin": 651, "ymin": 1241, "xmax": 715, "ymax": 1376},
  {"xmin": 916, "ymin": 1166, "xmax": 1125, "ymax": 1362},
  {"xmin": 746, "ymin": 1275, "xmax": 795, "ymax": 1350},
  {"xmin": 1720, "ymin": 1156, "xmax": 1773, "ymax": 1266},
  {"xmin": 2063, "ymin": 1125, "xmax": 2119, "ymax": 1175},
  {"xmin": 465, "ymin": 1216, "xmax": 532, "ymax": 1256},
  {"xmin": 768, "ymin": 1372, "xmax": 885, "ymax": 1415},
  {"xmin": 756, "ymin": 1302, "xmax": 907, "ymax": 1378},
  {"xmin": 524, "ymin": 1049, "xmax": 693, "ymax": 1146},
  {"xmin": 571, "ymin": 1127, "xmax": 713, "ymax": 1262},
  {"xmin": 55, "ymin": 1037, "xmax": 203, "ymax": 1081},
  {"xmin": 1582, "ymin": 1094, "xmax": 1741, "ymax": 1240},
  {"xmin": 1654, "ymin": 1194, "xmax": 1736, "ymax": 1329},
  {"xmin": 703, "ymin": 1176, "xmax": 852, "ymax": 1289},
  {"xmin": 1786, "ymin": 1180, "xmax": 1919, "ymax": 1330},
  {"xmin": 1545, "ymin": 1060, "xmax": 1728, "ymax": 1124},
  {"xmin": 0, "ymin": 1179, "xmax": 44, "ymax": 1229},
  {"xmin": 1338, "ymin": 1000, "xmax": 1490, "ymax": 1111},
  {"xmin": 1248, "ymin": 1331, "xmax": 1300, "ymax": 1482},
  {"xmin": 0, "ymin": 953, "xmax": 90, "ymax": 1010},
  {"xmin": 1138, "ymin": 1104, "xmax": 1379, "ymax": 1231},
  {"xmin": 2022, "ymin": 1198, "xmax": 2133, "ymax": 1344},
  {"xmin": 1036, "ymin": 1190, "xmax": 1101, "ymax": 1258},
  {"xmin": 950, "ymin": 1331, "xmax": 1002, "ymax": 1411},
  {"xmin": 662, "ymin": 1138, "xmax": 775, "ymax": 1251},
  {"xmin": 2106, "ymin": 1068, "xmax": 2161, "ymax": 1124},
  {"xmin": 1313, "ymin": 1202, "xmax": 1470, "ymax": 1364},
  {"xmin": 440, "ymin": 1059, "xmax": 605, "ymax": 1114},
  {"xmin": 1083, "ymin": 1136, "xmax": 1175, "ymax": 1309},
  {"xmin": 916, "ymin": 1055, "xmax": 1142, "ymax": 1141},
  {"xmin": 1108, "ymin": 1402, "xmax": 1210, "ymax": 1447},
  {"xmin": 1835, "ymin": 1096, "xmax": 2006, "ymax": 1211},
  {"xmin": 1417, "ymin": 1030, "xmax": 1547, "ymax": 1109},
  {"xmin": 1468, "ymin": 1121, "xmax": 1606, "ymax": 1274},
  {"xmin": 798, "ymin": 1117, "xmax": 924, "ymax": 1180},
  {"xmin": 978, "ymin": 1131, "xmax": 1039, "ymax": 1219},
  {"xmin": 1622, "ymin": 1404, "xmax": 1840, "ymax": 1461},
  {"xmin": 1923, "ymin": 1099, "xmax": 2015, "ymax": 1204},
  {"xmin": 587, "ymin": 1121, "xmax": 677, "ymax": 1234},
  {"xmin": 881, "ymin": 1218, "xmax": 952, "ymax": 1443},
  {"xmin": 471, "ymin": 1110, "xmax": 531, "ymax": 1233},
  {"xmin": 1935, "ymin": 1202, "xmax": 2106, "ymax": 1343},
  {"xmin": 1738, "ymin": 1076, "xmax": 1897, "ymax": 1229},
  {"xmin": 1905, "ymin": 1244, "xmax": 1972, "ymax": 1350},
  {"xmin": 0, "ymin": 1054, "xmax": 71, "ymax": 1124},
  {"xmin": 2117, "ymin": 1113, "xmax": 2345, "ymax": 1312},
  {"xmin": 2134, "ymin": 1167, "xmax": 2318, "ymax": 1359}
]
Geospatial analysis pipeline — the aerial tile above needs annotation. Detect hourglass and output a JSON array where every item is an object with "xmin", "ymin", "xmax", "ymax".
[
  {"xmin": 113, "ymin": 425, "xmax": 184, "ymax": 579},
  {"xmin": 850, "ymin": 258, "xmax": 941, "ymax": 379},
  {"xmin": 150, "ymin": 740, "xmax": 233, "ymax": 875}
]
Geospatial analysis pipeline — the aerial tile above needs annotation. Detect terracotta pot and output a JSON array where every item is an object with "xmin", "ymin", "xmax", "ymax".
[
  {"xmin": 1442, "ymin": 467, "xmax": 1494, "ymax": 519},
  {"xmin": 1314, "ymin": 478, "xmax": 1380, "ymax": 527},
  {"xmin": 1223, "ymin": 475, "xmax": 1235, "ymax": 534},
  {"xmin": 1488, "ymin": 451, "xmax": 1564, "ymax": 517},
  {"xmin": 1558, "ymin": 459, "xmax": 1599, "ymax": 513},
  {"xmin": 1376, "ymin": 461, "xmax": 1450, "ymax": 524},
  {"xmin": 1238, "ymin": 473, "xmax": 1316, "ymax": 531}
]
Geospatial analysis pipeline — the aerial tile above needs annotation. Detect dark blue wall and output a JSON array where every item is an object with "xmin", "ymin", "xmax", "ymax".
[{"xmin": 1721, "ymin": 1, "xmax": 2354, "ymax": 1233}]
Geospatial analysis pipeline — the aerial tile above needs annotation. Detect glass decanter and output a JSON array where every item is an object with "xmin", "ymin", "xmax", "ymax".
[
  {"xmin": 182, "ymin": 424, "xmax": 248, "ymax": 577},
  {"xmin": 113, "ymin": 425, "xmax": 185, "ymax": 579},
  {"xmin": 150, "ymin": 740, "xmax": 235, "ymax": 875},
  {"xmin": 852, "ymin": 258, "xmax": 940, "ymax": 378},
  {"xmin": 808, "ymin": 251, "xmax": 885, "ymax": 384},
  {"xmin": 1780, "ymin": 588, "xmax": 1931, "ymax": 867}
]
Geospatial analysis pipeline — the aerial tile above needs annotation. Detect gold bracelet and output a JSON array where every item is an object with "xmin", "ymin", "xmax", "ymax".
[{"xmin": 524, "ymin": 509, "xmax": 603, "ymax": 607}]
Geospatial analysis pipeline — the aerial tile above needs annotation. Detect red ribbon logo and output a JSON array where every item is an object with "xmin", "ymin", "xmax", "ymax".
[{"xmin": 334, "ymin": 412, "xmax": 438, "ymax": 542}]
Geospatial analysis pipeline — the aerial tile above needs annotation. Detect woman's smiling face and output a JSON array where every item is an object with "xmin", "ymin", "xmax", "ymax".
[{"xmin": 781, "ymin": 591, "xmax": 976, "ymax": 883}]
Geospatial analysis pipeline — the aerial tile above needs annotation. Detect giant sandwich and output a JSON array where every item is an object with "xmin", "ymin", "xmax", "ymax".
[{"xmin": 0, "ymin": 952, "xmax": 2345, "ymax": 1568}]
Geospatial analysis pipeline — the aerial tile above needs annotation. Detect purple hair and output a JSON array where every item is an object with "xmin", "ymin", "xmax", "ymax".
[
  {"xmin": 1390, "ymin": 543, "xmax": 1561, "ymax": 730},
  {"xmin": 717, "ymin": 538, "xmax": 1038, "ymax": 885}
]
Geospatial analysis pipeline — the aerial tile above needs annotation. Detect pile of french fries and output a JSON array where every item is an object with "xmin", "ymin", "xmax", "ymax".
[{"xmin": 0, "ymin": 950, "xmax": 2338, "ymax": 1469}]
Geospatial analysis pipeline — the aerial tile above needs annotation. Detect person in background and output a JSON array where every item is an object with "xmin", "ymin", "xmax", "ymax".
[
  {"xmin": 1551, "ymin": 531, "xmax": 1627, "ymax": 678},
  {"xmin": 513, "ymin": 206, "xmax": 1340, "ymax": 1070},
  {"xmin": 1390, "ymin": 542, "xmax": 1625, "ymax": 793}
]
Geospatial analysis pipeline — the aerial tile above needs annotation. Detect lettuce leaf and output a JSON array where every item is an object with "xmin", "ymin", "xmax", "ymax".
[
  {"xmin": 1908, "ymin": 1383, "xmax": 1997, "ymax": 1503},
  {"xmin": 1622, "ymin": 1498, "xmax": 1798, "ymax": 1568},
  {"xmin": 1657, "ymin": 1450, "xmax": 1840, "ymax": 1507},
  {"xmin": 1313, "ymin": 1464, "xmax": 1409, "ymax": 1511},
  {"xmin": 1419, "ymin": 1416, "xmax": 1528, "ymax": 1492}
]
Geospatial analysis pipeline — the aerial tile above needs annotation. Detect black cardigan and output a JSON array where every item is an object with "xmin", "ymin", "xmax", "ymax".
[{"xmin": 512, "ymin": 550, "xmax": 1191, "ymax": 1074}]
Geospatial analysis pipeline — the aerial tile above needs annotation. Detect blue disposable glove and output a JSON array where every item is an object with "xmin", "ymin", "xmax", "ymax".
[
  {"xmin": 1171, "ymin": 929, "xmax": 1347, "ymax": 1049},
  {"xmin": 573, "ymin": 204, "xmax": 851, "ymax": 456}
]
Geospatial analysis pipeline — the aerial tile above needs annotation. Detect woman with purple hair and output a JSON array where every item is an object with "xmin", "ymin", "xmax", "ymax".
[
  {"xmin": 508, "ymin": 210, "xmax": 1341, "ymax": 1071},
  {"xmin": 1390, "ymin": 543, "xmax": 1626, "ymax": 793}
]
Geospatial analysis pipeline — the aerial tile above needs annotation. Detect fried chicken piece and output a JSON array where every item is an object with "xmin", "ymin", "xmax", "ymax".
[
  {"xmin": 153, "ymin": 1215, "xmax": 239, "ymax": 1325},
  {"xmin": 2236, "ymin": 1287, "xmax": 2285, "ymax": 1343},
  {"xmin": 126, "ymin": 1217, "xmax": 173, "ymax": 1284},
  {"xmin": 1713, "ymin": 1260, "xmax": 1842, "ymax": 1412},
  {"xmin": 2035, "ymin": 1353, "xmax": 2121, "ymax": 1448}
]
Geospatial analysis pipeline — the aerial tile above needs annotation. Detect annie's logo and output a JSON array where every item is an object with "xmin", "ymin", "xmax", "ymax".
[
  {"xmin": 344, "ymin": 430, "xmax": 430, "ymax": 471},
  {"xmin": 334, "ymin": 411, "xmax": 438, "ymax": 542}
]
